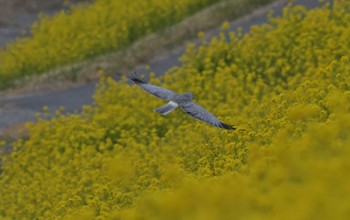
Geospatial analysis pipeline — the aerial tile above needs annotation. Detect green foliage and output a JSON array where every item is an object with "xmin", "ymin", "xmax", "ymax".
[{"xmin": 1, "ymin": 1, "xmax": 350, "ymax": 219}]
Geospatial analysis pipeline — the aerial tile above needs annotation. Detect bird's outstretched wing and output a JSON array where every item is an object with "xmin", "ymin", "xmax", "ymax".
[
  {"xmin": 181, "ymin": 102, "xmax": 235, "ymax": 130},
  {"xmin": 128, "ymin": 72, "xmax": 176, "ymax": 100}
]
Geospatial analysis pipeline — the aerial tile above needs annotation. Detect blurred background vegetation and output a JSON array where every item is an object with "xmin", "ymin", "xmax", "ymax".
[{"xmin": 0, "ymin": 0, "xmax": 274, "ymax": 90}]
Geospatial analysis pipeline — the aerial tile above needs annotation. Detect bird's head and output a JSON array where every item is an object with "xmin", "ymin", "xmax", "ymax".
[{"xmin": 183, "ymin": 92, "xmax": 194, "ymax": 100}]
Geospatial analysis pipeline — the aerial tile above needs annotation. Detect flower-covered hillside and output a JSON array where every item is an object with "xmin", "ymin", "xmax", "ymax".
[
  {"xmin": 0, "ymin": 0, "xmax": 221, "ymax": 88},
  {"xmin": 1, "ymin": 1, "xmax": 350, "ymax": 219}
]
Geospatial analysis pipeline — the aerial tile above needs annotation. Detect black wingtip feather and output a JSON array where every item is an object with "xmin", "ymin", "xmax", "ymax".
[
  {"xmin": 127, "ymin": 72, "xmax": 146, "ymax": 84},
  {"xmin": 220, "ymin": 122, "xmax": 236, "ymax": 130}
]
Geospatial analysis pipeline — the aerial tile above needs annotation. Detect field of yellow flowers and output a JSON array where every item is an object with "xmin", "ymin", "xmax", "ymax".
[
  {"xmin": 1, "ymin": 1, "xmax": 350, "ymax": 219},
  {"xmin": 0, "ymin": 0, "xmax": 220, "ymax": 88}
]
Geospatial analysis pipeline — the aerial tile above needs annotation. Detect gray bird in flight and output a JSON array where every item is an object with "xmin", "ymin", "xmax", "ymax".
[{"xmin": 128, "ymin": 73, "xmax": 235, "ymax": 130}]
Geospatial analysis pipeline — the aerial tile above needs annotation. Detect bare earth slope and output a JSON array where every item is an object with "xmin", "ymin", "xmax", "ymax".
[{"xmin": 0, "ymin": 0, "xmax": 329, "ymax": 136}]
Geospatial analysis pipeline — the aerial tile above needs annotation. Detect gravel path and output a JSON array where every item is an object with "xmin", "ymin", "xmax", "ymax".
[{"xmin": 0, "ymin": 0, "xmax": 329, "ymax": 135}]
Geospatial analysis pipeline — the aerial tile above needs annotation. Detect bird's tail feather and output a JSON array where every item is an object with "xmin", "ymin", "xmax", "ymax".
[{"xmin": 154, "ymin": 101, "xmax": 178, "ymax": 115}]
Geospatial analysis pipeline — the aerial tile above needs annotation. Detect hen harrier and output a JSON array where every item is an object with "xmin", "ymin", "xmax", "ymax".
[{"xmin": 128, "ymin": 73, "xmax": 235, "ymax": 130}]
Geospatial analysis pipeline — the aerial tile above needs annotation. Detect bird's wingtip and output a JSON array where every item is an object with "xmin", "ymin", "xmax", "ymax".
[
  {"xmin": 220, "ymin": 122, "xmax": 236, "ymax": 130},
  {"xmin": 127, "ymin": 72, "xmax": 146, "ymax": 84}
]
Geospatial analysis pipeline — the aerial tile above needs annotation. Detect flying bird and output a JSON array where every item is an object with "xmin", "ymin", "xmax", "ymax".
[{"xmin": 128, "ymin": 73, "xmax": 235, "ymax": 130}]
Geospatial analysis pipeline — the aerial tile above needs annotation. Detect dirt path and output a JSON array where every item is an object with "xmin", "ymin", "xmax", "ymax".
[
  {"xmin": 0, "ymin": 0, "xmax": 85, "ymax": 48},
  {"xmin": 0, "ymin": 0, "xmax": 329, "ymax": 137}
]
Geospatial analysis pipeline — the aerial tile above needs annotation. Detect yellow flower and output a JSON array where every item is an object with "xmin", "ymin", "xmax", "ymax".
[
  {"xmin": 2, "ymin": 1, "xmax": 350, "ymax": 219},
  {"xmin": 220, "ymin": 21, "xmax": 230, "ymax": 30},
  {"xmin": 197, "ymin": 31, "xmax": 205, "ymax": 38}
]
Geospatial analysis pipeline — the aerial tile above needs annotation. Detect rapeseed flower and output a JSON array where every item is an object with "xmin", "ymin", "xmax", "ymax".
[
  {"xmin": 1, "ymin": 1, "xmax": 350, "ymax": 219},
  {"xmin": 0, "ymin": 0, "xmax": 220, "ymax": 88}
]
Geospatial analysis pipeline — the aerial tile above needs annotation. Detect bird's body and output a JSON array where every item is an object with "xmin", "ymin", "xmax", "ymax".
[
  {"xmin": 128, "ymin": 73, "xmax": 235, "ymax": 130},
  {"xmin": 172, "ymin": 92, "xmax": 194, "ymax": 105}
]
